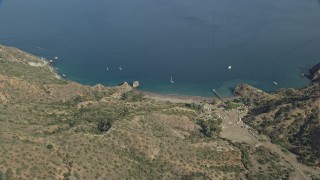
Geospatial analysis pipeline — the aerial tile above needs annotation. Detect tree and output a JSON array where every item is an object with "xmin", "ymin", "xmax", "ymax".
[
  {"xmin": 97, "ymin": 119, "xmax": 112, "ymax": 133},
  {"xmin": 197, "ymin": 118, "xmax": 222, "ymax": 137}
]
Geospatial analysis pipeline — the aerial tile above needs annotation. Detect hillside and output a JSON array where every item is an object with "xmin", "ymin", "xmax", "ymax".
[
  {"xmin": 0, "ymin": 45, "xmax": 249, "ymax": 179},
  {"xmin": 234, "ymin": 82, "xmax": 320, "ymax": 167},
  {"xmin": 0, "ymin": 44, "xmax": 319, "ymax": 179}
]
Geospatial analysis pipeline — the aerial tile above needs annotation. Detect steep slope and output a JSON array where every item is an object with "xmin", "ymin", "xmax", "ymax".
[
  {"xmin": 308, "ymin": 63, "xmax": 320, "ymax": 82},
  {"xmin": 1, "ymin": 44, "xmax": 319, "ymax": 179},
  {"xmin": 235, "ymin": 82, "xmax": 320, "ymax": 167},
  {"xmin": 0, "ymin": 45, "xmax": 248, "ymax": 179}
]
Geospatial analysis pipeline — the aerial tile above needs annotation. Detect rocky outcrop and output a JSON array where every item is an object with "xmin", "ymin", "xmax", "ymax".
[
  {"xmin": 118, "ymin": 82, "xmax": 132, "ymax": 91},
  {"xmin": 308, "ymin": 63, "xmax": 320, "ymax": 82},
  {"xmin": 92, "ymin": 84, "xmax": 107, "ymax": 91},
  {"xmin": 233, "ymin": 84, "xmax": 277, "ymax": 104},
  {"xmin": 132, "ymin": 81, "xmax": 140, "ymax": 88},
  {"xmin": 234, "ymin": 84, "xmax": 267, "ymax": 97},
  {"xmin": 110, "ymin": 82, "xmax": 133, "ymax": 99}
]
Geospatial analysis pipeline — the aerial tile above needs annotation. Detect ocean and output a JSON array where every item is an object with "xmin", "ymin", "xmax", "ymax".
[{"xmin": 1, "ymin": 0, "xmax": 320, "ymax": 97}]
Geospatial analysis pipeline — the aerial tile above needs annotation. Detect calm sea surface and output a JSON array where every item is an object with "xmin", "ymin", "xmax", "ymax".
[{"xmin": 1, "ymin": 0, "xmax": 320, "ymax": 96}]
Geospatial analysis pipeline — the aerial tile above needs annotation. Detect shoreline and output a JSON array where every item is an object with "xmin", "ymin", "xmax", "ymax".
[
  {"xmin": 31, "ymin": 47, "xmax": 315, "ymax": 104},
  {"xmin": 39, "ymin": 53, "xmax": 237, "ymax": 103},
  {"xmin": 136, "ymin": 89, "xmax": 240, "ymax": 103}
]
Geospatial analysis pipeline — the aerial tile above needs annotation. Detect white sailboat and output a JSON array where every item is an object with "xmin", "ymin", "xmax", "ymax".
[{"xmin": 170, "ymin": 76, "xmax": 174, "ymax": 84}]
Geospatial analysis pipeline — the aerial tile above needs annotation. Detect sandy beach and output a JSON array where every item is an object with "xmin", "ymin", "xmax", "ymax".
[{"xmin": 137, "ymin": 90, "xmax": 240, "ymax": 103}]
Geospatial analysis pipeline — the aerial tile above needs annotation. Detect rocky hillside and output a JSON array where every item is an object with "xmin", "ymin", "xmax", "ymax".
[
  {"xmin": 1, "ymin": 44, "xmax": 319, "ymax": 179},
  {"xmin": 308, "ymin": 63, "xmax": 320, "ymax": 82},
  {"xmin": 0, "ymin": 45, "xmax": 251, "ymax": 179},
  {"xmin": 234, "ymin": 82, "xmax": 320, "ymax": 167}
]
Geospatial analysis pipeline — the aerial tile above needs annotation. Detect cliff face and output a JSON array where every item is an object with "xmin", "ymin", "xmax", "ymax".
[
  {"xmin": 235, "ymin": 82, "xmax": 320, "ymax": 166},
  {"xmin": 309, "ymin": 63, "xmax": 320, "ymax": 82}
]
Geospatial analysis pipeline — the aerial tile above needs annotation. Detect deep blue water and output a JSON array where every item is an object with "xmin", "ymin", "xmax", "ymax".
[{"xmin": 0, "ymin": 0, "xmax": 320, "ymax": 97}]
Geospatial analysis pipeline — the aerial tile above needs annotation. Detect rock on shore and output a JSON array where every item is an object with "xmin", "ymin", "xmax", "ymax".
[{"xmin": 132, "ymin": 81, "xmax": 140, "ymax": 88}]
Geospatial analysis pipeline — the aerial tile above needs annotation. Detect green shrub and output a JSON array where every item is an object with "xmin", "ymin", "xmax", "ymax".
[
  {"xmin": 5, "ymin": 168, "xmax": 13, "ymax": 180},
  {"xmin": 97, "ymin": 119, "xmax": 112, "ymax": 133},
  {"xmin": 226, "ymin": 101, "xmax": 241, "ymax": 110},
  {"xmin": 186, "ymin": 103, "xmax": 203, "ymax": 111},
  {"xmin": 197, "ymin": 118, "xmax": 222, "ymax": 137},
  {"xmin": 46, "ymin": 144, "xmax": 53, "ymax": 150},
  {"xmin": 0, "ymin": 170, "xmax": 5, "ymax": 180},
  {"xmin": 121, "ymin": 91, "xmax": 144, "ymax": 101}
]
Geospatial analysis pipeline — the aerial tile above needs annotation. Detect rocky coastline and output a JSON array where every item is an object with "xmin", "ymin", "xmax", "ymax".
[{"xmin": 307, "ymin": 62, "xmax": 320, "ymax": 82}]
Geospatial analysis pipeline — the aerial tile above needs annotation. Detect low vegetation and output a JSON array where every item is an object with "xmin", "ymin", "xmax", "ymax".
[
  {"xmin": 235, "ymin": 83, "xmax": 320, "ymax": 167},
  {"xmin": 1, "ymin": 45, "xmax": 319, "ymax": 178},
  {"xmin": 234, "ymin": 142, "xmax": 293, "ymax": 179},
  {"xmin": 197, "ymin": 118, "xmax": 222, "ymax": 138},
  {"xmin": 0, "ymin": 45, "xmax": 246, "ymax": 179},
  {"xmin": 226, "ymin": 101, "xmax": 241, "ymax": 110}
]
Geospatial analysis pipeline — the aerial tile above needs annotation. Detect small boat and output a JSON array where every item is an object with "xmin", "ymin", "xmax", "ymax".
[
  {"xmin": 107, "ymin": 67, "xmax": 109, "ymax": 71},
  {"xmin": 273, "ymin": 82, "xmax": 278, "ymax": 85},
  {"xmin": 228, "ymin": 66, "xmax": 232, "ymax": 70},
  {"xmin": 62, "ymin": 74, "xmax": 66, "ymax": 77},
  {"xmin": 119, "ymin": 66, "xmax": 122, "ymax": 71},
  {"xmin": 170, "ymin": 76, "xmax": 174, "ymax": 84},
  {"xmin": 54, "ymin": 56, "xmax": 59, "ymax": 60}
]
